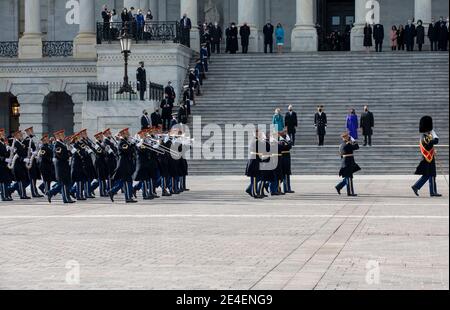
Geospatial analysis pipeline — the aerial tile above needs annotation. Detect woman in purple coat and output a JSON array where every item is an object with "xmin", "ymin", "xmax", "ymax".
[{"xmin": 346, "ymin": 109, "xmax": 359, "ymax": 140}]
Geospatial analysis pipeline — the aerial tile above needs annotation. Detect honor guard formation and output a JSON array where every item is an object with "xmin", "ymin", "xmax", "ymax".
[{"xmin": 0, "ymin": 126, "xmax": 192, "ymax": 203}]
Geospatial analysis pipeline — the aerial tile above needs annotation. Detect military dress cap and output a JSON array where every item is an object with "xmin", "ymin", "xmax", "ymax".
[
  {"xmin": 118, "ymin": 128, "xmax": 129, "ymax": 136},
  {"xmin": 94, "ymin": 132, "xmax": 104, "ymax": 139},
  {"xmin": 419, "ymin": 116, "xmax": 433, "ymax": 133},
  {"xmin": 0, "ymin": 128, "xmax": 5, "ymax": 133},
  {"xmin": 103, "ymin": 128, "xmax": 111, "ymax": 134},
  {"xmin": 41, "ymin": 134, "xmax": 49, "ymax": 140},
  {"xmin": 24, "ymin": 126, "xmax": 33, "ymax": 132},
  {"xmin": 53, "ymin": 129, "xmax": 65, "ymax": 136},
  {"xmin": 13, "ymin": 130, "xmax": 22, "ymax": 136}
]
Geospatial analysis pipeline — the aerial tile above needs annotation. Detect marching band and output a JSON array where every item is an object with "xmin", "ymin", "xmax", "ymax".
[{"xmin": 0, "ymin": 126, "xmax": 192, "ymax": 203}]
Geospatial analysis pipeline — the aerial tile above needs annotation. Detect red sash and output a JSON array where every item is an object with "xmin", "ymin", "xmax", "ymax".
[{"xmin": 420, "ymin": 140, "xmax": 435, "ymax": 163}]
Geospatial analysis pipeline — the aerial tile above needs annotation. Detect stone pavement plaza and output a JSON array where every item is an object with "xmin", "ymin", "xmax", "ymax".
[{"xmin": 0, "ymin": 176, "xmax": 448, "ymax": 290}]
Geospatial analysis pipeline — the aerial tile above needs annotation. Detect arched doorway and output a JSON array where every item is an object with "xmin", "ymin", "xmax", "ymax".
[
  {"xmin": 317, "ymin": 0, "xmax": 355, "ymax": 51},
  {"xmin": 43, "ymin": 92, "xmax": 74, "ymax": 135},
  {"xmin": 0, "ymin": 92, "xmax": 20, "ymax": 136}
]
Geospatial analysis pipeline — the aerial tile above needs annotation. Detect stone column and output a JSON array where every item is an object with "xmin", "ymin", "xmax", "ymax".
[
  {"xmin": 291, "ymin": 0, "xmax": 317, "ymax": 52},
  {"xmin": 73, "ymin": 0, "xmax": 96, "ymax": 58},
  {"xmin": 180, "ymin": 0, "xmax": 199, "ymax": 52},
  {"xmin": 18, "ymin": 0, "xmax": 42, "ymax": 59},
  {"xmin": 124, "ymin": 0, "xmax": 141, "ymax": 9},
  {"xmin": 149, "ymin": 0, "xmax": 159, "ymax": 21},
  {"xmin": 351, "ymin": 0, "xmax": 367, "ymax": 51},
  {"xmin": 139, "ymin": 0, "xmax": 149, "ymax": 11},
  {"xmin": 238, "ymin": 0, "xmax": 260, "ymax": 52}
]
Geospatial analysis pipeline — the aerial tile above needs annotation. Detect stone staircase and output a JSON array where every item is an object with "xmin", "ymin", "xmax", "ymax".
[{"xmin": 187, "ymin": 52, "xmax": 449, "ymax": 175}]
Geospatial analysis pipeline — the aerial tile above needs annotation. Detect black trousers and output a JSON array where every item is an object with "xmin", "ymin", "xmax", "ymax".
[
  {"xmin": 288, "ymin": 130, "xmax": 296, "ymax": 146},
  {"xmin": 212, "ymin": 42, "xmax": 220, "ymax": 53},
  {"xmin": 430, "ymin": 40, "xmax": 438, "ymax": 51},
  {"xmin": 364, "ymin": 135, "xmax": 372, "ymax": 146},
  {"xmin": 418, "ymin": 43, "xmax": 423, "ymax": 51},
  {"xmin": 139, "ymin": 88, "xmax": 146, "ymax": 101},
  {"xmin": 242, "ymin": 44, "xmax": 249, "ymax": 54},
  {"xmin": 406, "ymin": 42, "xmax": 414, "ymax": 51},
  {"xmin": 318, "ymin": 135, "xmax": 325, "ymax": 146},
  {"xmin": 375, "ymin": 41, "xmax": 383, "ymax": 52},
  {"xmin": 264, "ymin": 42, "xmax": 273, "ymax": 53},
  {"xmin": 162, "ymin": 118, "xmax": 170, "ymax": 131},
  {"xmin": 181, "ymin": 29, "xmax": 190, "ymax": 47}
]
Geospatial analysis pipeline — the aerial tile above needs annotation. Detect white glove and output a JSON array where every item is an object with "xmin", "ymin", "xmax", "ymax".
[
  {"xmin": 71, "ymin": 148, "xmax": 77, "ymax": 154},
  {"xmin": 24, "ymin": 158, "xmax": 30, "ymax": 164},
  {"xmin": 86, "ymin": 148, "xmax": 93, "ymax": 154},
  {"xmin": 5, "ymin": 158, "xmax": 11, "ymax": 163},
  {"xmin": 350, "ymin": 137, "xmax": 356, "ymax": 142},
  {"xmin": 431, "ymin": 130, "xmax": 439, "ymax": 140}
]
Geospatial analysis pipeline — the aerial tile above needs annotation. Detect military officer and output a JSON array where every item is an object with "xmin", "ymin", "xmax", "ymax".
[
  {"xmin": 280, "ymin": 131, "xmax": 295, "ymax": 194},
  {"xmin": 0, "ymin": 128, "xmax": 13, "ymax": 201},
  {"xmin": 136, "ymin": 61, "xmax": 147, "ymax": 101},
  {"xmin": 103, "ymin": 128, "xmax": 118, "ymax": 192},
  {"xmin": 23, "ymin": 127, "xmax": 43, "ymax": 198},
  {"xmin": 246, "ymin": 130, "xmax": 264, "ymax": 199}
]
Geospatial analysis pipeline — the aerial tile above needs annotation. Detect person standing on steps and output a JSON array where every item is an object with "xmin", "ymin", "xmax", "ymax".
[
  {"xmin": 275, "ymin": 23, "xmax": 285, "ymax": 54},
  {"xmin": 405, "ymin": 19, "xmax": 416, "ymax": 51},
  {"xmin": 428, "ymin": 18, "xmax": 438, "ymax": 51},
  {"xmin": 136, "ymin": 61, "xmax": 147, "ymax": 101},
  {"xmin": 239, "ymin": 22, "xmax": 250, "ymax": 54},
  {"xmin": 335, "ymin": 132, "xmax": 361, "ymax": 197},
  {"xmin": 363, "ymin": 23, "xmax": 373, "ymax": 52},
  {"xmin": 164, "ymin": 81, "xmax": 176, "ymax": 105},
  {"xmin": 360, "ymin": 105, "xmax": 375, "ymax": 146},
  {"xmin": 160, "ymin": 96, "xmax": 174, "ymax": 132},
  {"xmin": 416, "ymin": 20, "xmax": 425, "ymax": 51},
  {"xmin": 397, "ymin": 24, "xmax": 405, "ymax": 51},
  {"xmin": 263, "ymin": 21, "xmax": 274, "ymax": 53},
  {"xmin": 390, "ymin": 25, "xmax": 398, "ymax": 51},
  {"xmin": 272, "ymin": 108, "xmax": 284, "ymax": 132},
  {"xmin": 314, "ymin": 105, "xmax": 327, "ymax": 146},
  {"xmin": 285, "ymin": 105, "xmax": 298, "ymax": 146},
  {"xmin": 346, "ymin": 109, "xmax": 359, "ymax": 140},
  {"xmin": 411, "ymin": 116, "xmax": 442, "ymax": 197},
  {"xmin": 228, "ymin": 23, "xmax": 239, "ymax": 54},
  {"xmin": 140, "ymin": 109, "xmax": 151, "ymax": 131},
  {"xmin": 373, "ymin": 23, "xmax": 384, "ymax": 52},
  {"xmin": 180, "ymin": 13, "xmax": 192, "ymax": 48},
  {"xmin": 211, "ymin": 22, "xmax": 222, "ymax": 54}
]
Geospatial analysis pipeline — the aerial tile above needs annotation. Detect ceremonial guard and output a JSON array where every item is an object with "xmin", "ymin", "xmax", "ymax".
[
  {"xmin": 47, "ymin": 130, "xmax": 74, "ymax": 203},
  {"xmin": 0, "ymin": 128, "xmax": 13, "ymax": 201},
  {"xmin": 37, "ymin": 134, "xmax": 55, "ymax": 196},
  {"xmin": 24, "ymin": 127, "xmax": 43, "ymax": 198},
  {"xmin": 9, "ymin": 130, "xmax": 31, "ymax": 199},
  {"xmin": 79, "ymin": 129, "xmax": 96, "ymax": 198},
  {"xmin": 335, "ymin": 132, "xmax": 361, "ymax": 196},
  {"xmin": 412, "ymin": 116, "xmax": 442, "ymax": 197},
  {"xmin": 69, "ymin": 133, "xmax": 87, "ymax": 201},
  {"xmin": 314, "ymin": 105, "xmax": 327, "ymax": 146},
  {"xmin": 109, "ymin": 128, "xmax": 137, "ymax": 203}
]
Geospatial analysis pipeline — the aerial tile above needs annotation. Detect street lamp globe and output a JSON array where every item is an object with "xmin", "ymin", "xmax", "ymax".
[{"xmin": 120, "ymin": 33, "xmax": 132, "ymax": 53}]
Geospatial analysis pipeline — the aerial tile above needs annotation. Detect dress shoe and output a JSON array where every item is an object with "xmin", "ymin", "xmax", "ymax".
[
  {"xmin": 431, "ymin": 193, "xmax": 442, "ymax": 197},
  {"xmin": 162, "ymin": 191, "xmax": 171, "ymax": 197},
  {"xmin": 143, "ymin": 196, "xmax": 154, "ymax": 200},
  {"xmin": 286, "ymin": 190, "xmax": 295, "ymax": 194},
  {"xmin": 348, "ymin": 194, "xmax": 358, "ymax": 197},
  {"xmin": 411, "ymin": 186, "xmax": 419, "ymax": 197},
  {"xmin": 183, "ymin": 188, "xmax": 190, "ymax": 191},
  {"xmin": 108, "ymin": 191, "xmax": 115, "ymax": 202},
  {"xmin": 20, "ymin": 196, "xmax": 31, "ymax": 200},
  {"xmin": 46, "ymin": 193, "xmax": 52, "ymax": 203},
  {"xmin": 126, "ymin": 199, "xmax": 138, "ymax": 203},
  {"xmin": 335, "ymin": 186, "xmax": 341, "ymax": 195},
  {"xmin": 33, "ymin": 194, "xmax": 44, "ymax": 198},
  {"xmin": 1, "ymin": 198, "xmax": 13, "ymax": 202},
  {"xmin": 271, "ymin": 192, "xmax": 280, "ymax": 196}
]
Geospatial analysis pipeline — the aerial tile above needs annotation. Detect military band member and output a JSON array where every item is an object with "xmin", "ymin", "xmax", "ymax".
[
  {"xmin": 79, "ymin": 129, "xmax": 96, "ymax": 199},
  {"xmin": 23, "ymin": 127, "xmax": 43, "ymax": 198},
  {"xmin": 103, "ymin": 128, "xmax": 118, "ymax": 192},
  {"xmin": 335, "ymin": 132, "xmax": 361, "ymax": 197},
  {"xmin": 91, "ymin": 132, "xmax": 109, "ymax": 197},
  {"xmin": 37, "ymin": 134, "xmax": 55, "ymax": 196},
  {"xmin": 132, "ymin": 130, "xmax": 155, "ymax": 200},
  {"xmin": 412, "ymin": 116, "xmax": 442, "ymax": 197},
  {"xmin": 47, "ymin": 130, "xmax": 75, "ymax": 203},
  {"xmin": 69, "ymin": 133, "xmax": 87, "ymax": 201},
  {"xmin": 0, "ymin": 128, "xmax": 13, "ymax": 201},
  {"xmin": 109, "ymin": 128, "xmax": 137, "ymax": 203},
  {"xmin": 9, "ymin": 131, "xmax": 31, "ymax": 199}
]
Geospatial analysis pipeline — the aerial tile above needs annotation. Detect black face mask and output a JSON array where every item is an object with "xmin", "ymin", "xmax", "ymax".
[
  {"xmin": 144, "ymin": 113, "xmax": 148, "ymax": 116},
  {"xmin": 319, "ymin": 109, "xmax": 323, "ymax": 113}
]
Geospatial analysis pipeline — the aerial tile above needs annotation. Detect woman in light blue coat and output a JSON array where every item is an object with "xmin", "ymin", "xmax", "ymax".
[
  {"xmin": 272, "ymin": 108, "xmax": 285, "ymax": 132},
  {"xmin": 275, "ymin": 23, "xmax": 285, "ymax": 54}
]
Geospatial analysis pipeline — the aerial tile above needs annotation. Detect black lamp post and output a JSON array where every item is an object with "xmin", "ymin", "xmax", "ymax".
[{"xmin": 117, "ymin": 26, "xmax": 135, "ymax": 95}]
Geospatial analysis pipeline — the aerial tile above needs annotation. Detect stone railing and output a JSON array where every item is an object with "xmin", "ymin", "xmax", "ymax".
[
  {"xmin": 0, "ymin": 41, "xmax": 19, "ymax": 58},
  {"xmin": 42, "ymin": 41, "xmax": 74, "ymax": 57},
  {"xmin": 87, "ymin": 81, "xmax": 164, "ymax": 102},
  {"xmin": 96, "ymin": 21, "xmax": 181, "ymax": 44}
]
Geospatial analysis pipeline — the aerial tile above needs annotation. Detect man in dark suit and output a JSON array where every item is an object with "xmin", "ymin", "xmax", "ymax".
[
  {"xmin": 136, "ymin": 61, "xmax": 147, "ymax": 101},
  {"xmin": 211, "ymin": 22, "xmax": 222, "ymax": 53},
  {"xmin": 160, "ymin": 95, "xmax": 174, "ymax": 131},
  {"xmin": 360, "ymin": 105, "xmax": 375, "ymax": 146},
  {"xmin": 428, "ymin": 18, "xmax": 439, "ymax": 51},
  {"xmin": 140, "ymin": 110, "xmax": 151, "ymax": 130},
  {"xmin": 314, "ymin": 105, "xmax": 327, "ymax": 146},
  {"xmin": 405, "ymin": 20, "xmax": 416, "ymax": 51},
  {"xmin": 164, "ymin": 81, "xmax": 176, "ymax": 105},
  {"xmin": 151, "ymin": 108, "xmax": 162, "ymax": 129},
  {"xmin": 263, "ymin": 22, "xmax": 274, "ymax": 53},
  {"xmin": 285, "ymin": 105, "xmax": 298, "ymax": 146},
  {"xmin": 180, "ymin": 13, "xmax": 192, "ymax": 47},
  {"xmin": 240, "ymin": 23, "xmax": 251, "ymax": 54},
  {"xmin": 101, "ymin": 5, "xmax": 111, "ymax": 41},
  {"xmin": 373, "ymin": 23, "xmax": 384, "ymax": 52}
]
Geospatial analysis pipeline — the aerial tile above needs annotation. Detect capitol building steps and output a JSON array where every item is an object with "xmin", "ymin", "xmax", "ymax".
[{"xmin": 187, "ymin": 52, "xmax": 449, "ymax": 175}]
